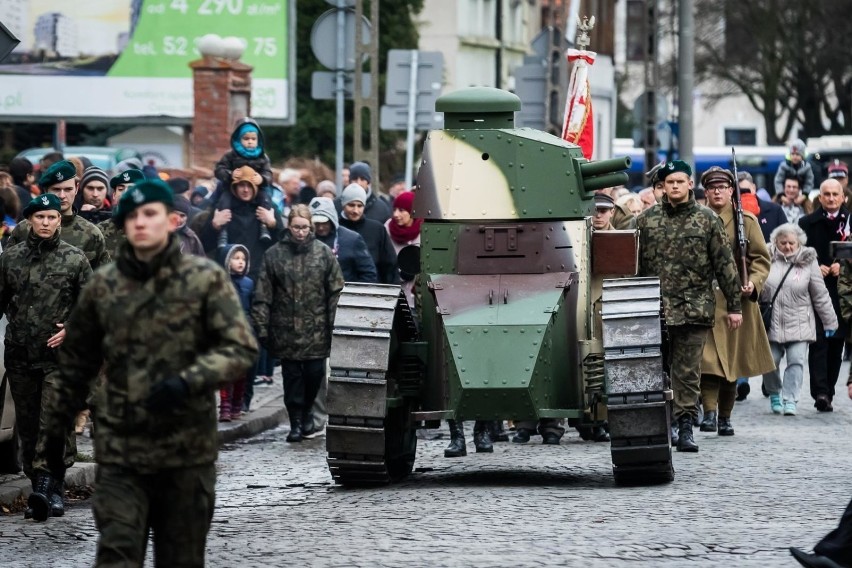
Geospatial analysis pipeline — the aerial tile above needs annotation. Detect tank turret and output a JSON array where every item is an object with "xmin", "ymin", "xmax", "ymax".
[{"xmin": 325, "ymin": 87, "xmax": 672, "ymax": 487}]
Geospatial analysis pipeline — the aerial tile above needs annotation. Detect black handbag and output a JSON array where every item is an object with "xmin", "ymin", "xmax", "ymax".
[{"xmin": 760, "ymin": 263, "xmax": 795, "ymax": 330}]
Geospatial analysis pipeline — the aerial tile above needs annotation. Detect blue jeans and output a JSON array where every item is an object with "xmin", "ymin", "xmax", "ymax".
[{"xmin": 763, "ymin": 341, "xmax": 808, "ymax": 403}]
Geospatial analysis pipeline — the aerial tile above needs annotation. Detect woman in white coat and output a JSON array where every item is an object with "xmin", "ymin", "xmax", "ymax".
[{"xmin": 761, "ymin": 223, "xmax": 838, "ymax": 416}]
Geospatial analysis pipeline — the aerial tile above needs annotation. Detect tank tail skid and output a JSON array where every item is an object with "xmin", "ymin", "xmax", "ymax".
[
  {"xmin": 601, "ymin": 278, "xmax": 674, "ymax": 485},
  {"xmin": 326, "ymin": 283, "xmax": 418, "ymax": 485}
]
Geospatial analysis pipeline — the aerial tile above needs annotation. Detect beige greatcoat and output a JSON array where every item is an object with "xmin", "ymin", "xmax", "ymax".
[{"xmin": 701, "ymin": 205, "xmax": 775, "ymax": 381}]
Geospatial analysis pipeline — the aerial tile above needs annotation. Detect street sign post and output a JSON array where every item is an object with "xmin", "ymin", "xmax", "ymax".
[
  {"xmin": 311, "ymin": 71, "xmax": 371, "ymax": 100},
  {"xmin": 381, "ymin": 49, "xmax": 444, "ymax": 188}
]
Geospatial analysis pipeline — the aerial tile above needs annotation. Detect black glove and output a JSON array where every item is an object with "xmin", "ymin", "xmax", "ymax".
[{"xmin": 145, "ymin": 377, "xmax": 190, "ymax": 413}]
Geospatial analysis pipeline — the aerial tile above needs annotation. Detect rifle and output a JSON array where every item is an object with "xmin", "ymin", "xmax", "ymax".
[{"xmin": 730, "ymin": 147, "xmax": 749, "ymax": 287}]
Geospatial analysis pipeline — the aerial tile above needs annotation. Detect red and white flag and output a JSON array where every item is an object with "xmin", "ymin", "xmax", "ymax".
[{"xmin": 561, "ymin": 48, "xmax": 596, "ymax": 160}]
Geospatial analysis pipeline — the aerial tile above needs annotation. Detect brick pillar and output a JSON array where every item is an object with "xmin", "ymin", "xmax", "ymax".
[{"xmin": 189, "ymin": 56, "xmax": 253, "ymax": 173}]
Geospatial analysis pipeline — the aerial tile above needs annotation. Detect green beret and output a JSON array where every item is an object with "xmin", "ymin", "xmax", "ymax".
[
  {"xmin": 38, "ymin": 160, "xmax": 77, "ymax": 190},
  {"xmin": 22, "ymin": 193, "xmax": 62, "ymax": 218},
  {"xmin": 112, "ymin": 179, "xmax": 174, "ymax": 227},
  {"xmin": 110, "ymin": 168, "xmax": 146, "ymax": 189},
  {"xmin": 660, "ymin": 160, "xmax": 693, "ymax": 180}
]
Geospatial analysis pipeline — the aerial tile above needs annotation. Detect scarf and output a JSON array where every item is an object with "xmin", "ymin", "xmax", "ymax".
[{"xmin": 388, "ymin": 217, "xmax": 422, "ymax": 245}]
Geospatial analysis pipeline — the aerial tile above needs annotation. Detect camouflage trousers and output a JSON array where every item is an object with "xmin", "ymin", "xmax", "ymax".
[
  {"xmin": 6, "ymin": 365, "xmax": 76, "ymax": 480},
  {"xmin": 93, "ymin": 463, "xmax": 216, "ymax": 568},
  {"xmin": 666, "ymin": 325, "xmax": 709, "ymax": 420}
]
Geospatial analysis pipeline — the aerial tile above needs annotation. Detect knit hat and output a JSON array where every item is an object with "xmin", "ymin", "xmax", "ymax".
[
  {"xmin": 341, "ymin": 183, "xmax": 367, "ymax": 206},
  {"xmin": 349, "ymin": 161, "xmax": 372, "ymax": 184},
  {"xmin": 789, "ymin": 138, "xmax": 807, "ymax": 156},
  {"xmin": 38, "ymin": 160, "xmax": 77, "ymax": 190},
  {"xmin": 112, "ymin": 179, "xmax": 174, "ymax": 227},
  {"xmin": 22, "ymin": 193, "xmax": 62, "ymax": 218},
  {"xmin": 828, "ymin": 160, "xmax": 849, "ymax": 179},
  {"xmin": 110, "ymin": 168, "xmax": 145, "ymax": 189},
  {"xmin": 660, "ymin": 160, "xmax": 693, "ymax": 180},
  {"xmin": 79, "ymin": 166, "xmax": 110, "ymax": 192},
  {"xmin": 167, "ymin": 177, "xmax": 191, "ymax": 194},
  {"xmin": 173, "ymin": 195, "xmax": 193, "ymax": 216},
  {"xmin": 393, "ymin": 191, "xmax": 415, "ymax": 213},
  {"xmin": 700, "ymin": 166, "xmax": 734, "ymax": 188},
  {"xmin": 309, "ymin": 196, "xmax": 339, "ymax": 229}
]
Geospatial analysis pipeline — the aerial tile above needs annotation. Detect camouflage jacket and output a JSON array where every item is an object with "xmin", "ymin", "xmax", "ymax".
[
  {"xmin": 839, "ymin": 260, "xmax": 852, "ymax": 325},
  {"xmin": 0, "ymin": 230, "xmax": 92, "ymax": 367},
  {"xmin": 48, "ymin": 236, "xmax": 258, "ymax": 473},
  {"xmin": 9, "ymin": 212, "xmax": 111, "ymax": 270},
  {"xmin": 252, "ymin": 232, "xmax": 344, "ymax": 360},
  {"xmin": 636, "ymin": 192, "xmax": 742, "ymax": 326},
  {"xmin": 97, "ymin": 218, "xmax": 126, "ymax": 258}
]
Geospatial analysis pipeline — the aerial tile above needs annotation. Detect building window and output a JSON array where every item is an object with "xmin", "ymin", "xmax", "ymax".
[
  {"xmin": 725, "ymin": 128, "xmax": 757, "ymax": 146},
  {"xmin": 625, "ymin": 0, "xmax": 644, "ymax": 62}
]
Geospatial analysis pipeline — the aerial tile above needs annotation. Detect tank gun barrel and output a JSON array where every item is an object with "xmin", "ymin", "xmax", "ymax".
[
  {"xmin": 582, "ymin": 171, "xmax": 631, "ymax": 193},
  {"xmin": 579, "ymin": 156, "xmax": 632, "ymax": 179}
]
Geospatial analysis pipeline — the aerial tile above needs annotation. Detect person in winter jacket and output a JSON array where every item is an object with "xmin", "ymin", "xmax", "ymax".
[
  {"xmin": 218, "ymin": 244, "xmax": 254, "ymax": 421},
  {"xmin": 251, "ymin": 204, "xmax": 344, "ymax": 443},
  {"xmin": 761, "ymin": 223, "xmax": 837, "ymax": 416},
  {"xmin": 173, "ymin": 196, "xmax": 205, "ymax": 257},
  {"xmin": 774, "ymin": 138, "xmax": 815, "ymax": 197},
  {"xmin": 309, "ymin": 196, "xmax": 377, "ymax": 282},
  {"xmin": 339, "ymin": 183, "xmax": 398, "ymax": 284},
  {"xmin": 212, "ymin": 119, "xmax": 275, "ymax": 244},
  {"xmin": 334, "ymin": 161, "xmax": 392, "ymax": 223}
]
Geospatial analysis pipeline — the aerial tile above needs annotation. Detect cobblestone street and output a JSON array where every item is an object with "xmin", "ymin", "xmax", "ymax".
[{"xmin": 2, "ymin": 372, "xmax": 851, "ymax": 567}]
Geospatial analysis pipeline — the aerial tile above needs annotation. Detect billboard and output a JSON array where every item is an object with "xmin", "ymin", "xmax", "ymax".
[{"xmin": 0, "ymin": 0, "xmax": 294, "ymax": 123}]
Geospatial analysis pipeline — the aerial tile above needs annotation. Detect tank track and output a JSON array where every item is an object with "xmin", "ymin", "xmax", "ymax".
[
  {"xmin": 326, "ymin": 283, "xmax": 418, "ymax": 485},
  {"xmin": 601, "ymin": 278, "xmax": 674, "ymax": 485}
]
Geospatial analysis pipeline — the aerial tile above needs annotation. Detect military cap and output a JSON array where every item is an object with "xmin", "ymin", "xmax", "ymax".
[
  {"xmin": 646, "ymin": 161, "xmax": 666, "ymax": 185},
  {"xmin": 828, "ymin": 160, "xmax": 849, "ymax": 179},
  {"xmin": 700, "ymin": 166, "xmax": 735, "ymax": 188},
  {"xmin": 110, "ymin": 168, "xmax": 145, "ymax": 189},
  {"xmin": 594, "ymin": 193, "xmax": 615, "ymax": 209},
  {"xmin": 112, "ymin": 178, "xmax": 174, "ymax": 227},
  {"xmin": 38, "ymin": 160, "xmax": 77, "ymax": 190},
  {"xmin": 660, "ymin": 160, "xmax": 693, "ymax": 180},
  {"xmin": 22, "ymin": 193, "xmax": 62, "ymax": 218}
]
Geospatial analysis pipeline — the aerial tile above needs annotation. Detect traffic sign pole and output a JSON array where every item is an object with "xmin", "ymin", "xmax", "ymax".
[
  {"xmin": 404, "ymin": 50, "xmax": 419, "ymax": 190},
  {"xmin": 335, "ymin": 8, "xmax": 346, "ymax": 194}
]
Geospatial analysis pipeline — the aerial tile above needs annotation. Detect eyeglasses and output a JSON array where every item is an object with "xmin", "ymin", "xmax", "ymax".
[
  {"xmin": 705, "ymin": 185, "xmax": 730, "ymax": 193},
  {"xmin": 290, "ymin": 224, "xmax": 311, "ymax": 232}
]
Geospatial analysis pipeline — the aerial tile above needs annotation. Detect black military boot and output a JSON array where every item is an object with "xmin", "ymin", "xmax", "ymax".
[
  {"xmin": 286, "ymin": 418, "xmax": 303, "ymax": 443},
  {"xmin": 670, "ymin": 418, "xmax": 679, "ymax": 447},
  {"xmin": 301, "ymin": 411, "xmax": 317, "ymax": 438},
  {"xmin": 50, "ymin": 479, "xmax": 65, "ymax": 518},
  {"xmin": 443, "ymin": 420, "xmax": 467, "ymax": 458},
  {"xmin": 676, "ymin": 414, "xmax": 698, "ymax": 452},
  {"xmin": 491, "ymin": 420, "xmax": 509, "ymax": 442},
  {"xmin": 28, "ymin": 473, "xmax": 53, "ymax": 522},
  {"xmin": 699, "ymin": 410, "xmax": 718, "ymax": 432},
  {"xmin": 472, "ymin": 421, "xmax": 493, "ymax": 453},
  {"xmin": 717, "ymin": 416, "xmax": 735, "ymax": 436}
]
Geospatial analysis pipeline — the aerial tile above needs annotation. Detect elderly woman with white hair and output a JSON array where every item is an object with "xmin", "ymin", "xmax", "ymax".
[{"xmin": 760, "ymin": 223, "xmax": 837, "ymax": 416}]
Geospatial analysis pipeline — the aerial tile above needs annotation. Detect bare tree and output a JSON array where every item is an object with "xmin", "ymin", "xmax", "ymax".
[{"xmin": 693, "ymin": 0, "xmax": 852, "ymax": 144}]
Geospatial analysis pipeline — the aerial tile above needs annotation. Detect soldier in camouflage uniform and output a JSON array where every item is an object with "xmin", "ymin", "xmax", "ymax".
[
  {"xmin": 0, "ymin": 193, "xmax": 92, "ymax": 521},
  {"xmin": 7, "ymin": 160, "xmax": 110, "ymax": 270},
  {"xmin": 96, "ymin": 169, "xmax": 144, "ymax": 256},
  {"xmin": 39, "ymin": 179, "xmax": 258, "ymax": 564},
  {"xmin": 252, "ymin": 204, "xmax": 344, "ymax": 443},
  {"xmin": 636, "ymin": 160, "xmax": 743, "ymax": 452}
]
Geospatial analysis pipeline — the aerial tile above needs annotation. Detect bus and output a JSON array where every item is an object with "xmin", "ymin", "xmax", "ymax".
[{"xmin": 613, "ymin": 140, "xmax": 787, "ymax": 194}]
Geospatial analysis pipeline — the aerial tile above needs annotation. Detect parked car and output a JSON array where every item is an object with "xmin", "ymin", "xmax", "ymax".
[
  {"xmin": 0, "ymin": 317, "xmax": 20, "ymax": 474},
  {"xmin": 15, "ymin": 146, "xmax": 142, "ymax": 175}
]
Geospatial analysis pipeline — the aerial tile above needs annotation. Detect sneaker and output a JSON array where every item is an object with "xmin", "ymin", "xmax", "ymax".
[
  {"xmin": 770, "ymin": 394, "xmax": 783, "ymax": 414},
  {"xmin": 218, "ymin": 412, "xmax": 232, "ymax": 423},
  {"xmin": 783, "ymin": 401, "xmax": 797, "ymax": 416}
]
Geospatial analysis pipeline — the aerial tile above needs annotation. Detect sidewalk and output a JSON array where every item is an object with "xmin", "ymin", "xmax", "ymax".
[{"xmin": 0, "ymin": 375, "xmax": 285, "ymax": 509}]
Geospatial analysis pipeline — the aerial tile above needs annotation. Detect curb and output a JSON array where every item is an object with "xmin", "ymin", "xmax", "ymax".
[{"xmin": 0, "ymin": 399, "xmax": 286, "ymax": 508}]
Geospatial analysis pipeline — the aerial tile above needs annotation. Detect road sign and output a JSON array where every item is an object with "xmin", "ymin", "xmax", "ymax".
[
  {"xmin": 311, "ymin": 71, "xmax": 371, "ymax": 100},
  {"xmin": 384, "ymin": 50, "xmax": 444, "ymax": 110},
  {"xmin": 310, "ymin": 8, "xmax": 371, "ymax": 71},
  {"xmin": 380, "ymin": 105, "xmax": 442, "ymax": 131},
  {"xmin": 0, "ymin": 20, "xmax": 20, "ymax": 63}
]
